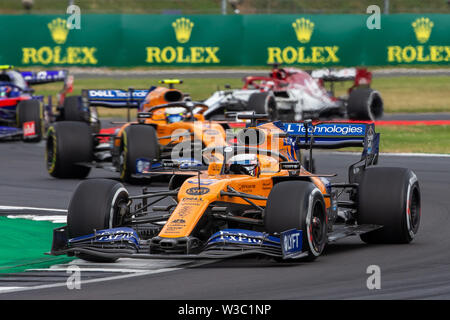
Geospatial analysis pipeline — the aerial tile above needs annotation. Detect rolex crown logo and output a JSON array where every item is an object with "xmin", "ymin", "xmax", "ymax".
[
  {"xmin": 172, "ymin": 17, "xmax": 194, "ymax": 44},
  {"xmin": 412, "ymin": 17, "xmax": 434, "ymax": 44},
  {"xmin": 292, "ymin": 18, "xmax": 314, "ymax": 44},
  {"xmin": 48, "ymin": 18, "xmax": 69, "ymax": 44}
]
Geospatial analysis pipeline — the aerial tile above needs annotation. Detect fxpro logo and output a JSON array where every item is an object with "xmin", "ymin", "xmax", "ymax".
[
  {"xmin": 146, "ymin": 17, "xmax": 220, "ymax": 64},
  {"xmin": 267, "ymin": 17, "xmax": 340, "ymax": 65},
  {"xmin": 22, "ymin": 17, "xmax": 98, "ymax": 65},
  {"xmin": 285, "ymin": 123, "xmax": 365, "ymax": 136},
  {"xmin": 387, "ymin": 17, "xmax": 449, "ymax": 63}
]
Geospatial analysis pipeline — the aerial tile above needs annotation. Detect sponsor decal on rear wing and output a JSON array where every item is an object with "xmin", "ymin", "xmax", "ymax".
[
  {"xmin": 273, "ymin": 120, "xmax": 379, "ymax": 153},
  {"xmin": 82, "ymin": 88, "xmax": 152, "ymax": 108},
  {"xmin": 309, "ymin": 68, "xmax": 372, "ymax": 86},
  {"xmin": 21, "ymin": 70, "xmax": 68, "ymax": 85},
  {"xmin": 310, "ymin": 68, "xmax": 357, "ymax": 81}
]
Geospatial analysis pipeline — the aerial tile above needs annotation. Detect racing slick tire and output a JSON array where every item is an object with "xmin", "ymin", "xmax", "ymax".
[
  {"xmin": 17, "ymin": 99, "xmax": 43, "ymax": 143},
  {"xmin": 46, "ymin": 121, "xmax": 92, "ymax": 179},
  {"xmin": 265, "ymin": 181, "xmax": 327, "ymax": 261},
  {"xmin": 247, "ymin": 92, "xmax": 278, "ymax": 121},
  {"xmin": 347, "ymin": 88, "xmax": 383, "ymax": 121},
  {"xmin": 120, "ymin": 124, "xmax": 160, "ymax": 183},
  {"xmin": 62, "ymin": 96, "xmax": 101, "ymax": 133},
  {"xmin": 67, "ymin": 179, "xmax": 129, "ymax": 262},
  {"xmin": 62, "ymin": 96, "xmax": 85, "ymax": 122},
  {"xmin": 357, "ymin": 167, "xmax": 421, "ymax": 244}
]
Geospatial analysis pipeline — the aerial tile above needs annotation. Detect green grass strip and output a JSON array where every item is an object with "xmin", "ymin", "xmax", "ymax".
[{"xmin": 0, "ymin": 217, "xmax": 73, "ymax": 274}]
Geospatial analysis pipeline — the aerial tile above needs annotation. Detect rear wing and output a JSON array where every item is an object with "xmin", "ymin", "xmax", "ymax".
[
  {"xmin": 21, "ymin": 70, "xmax": 69, "ymax": 85},
  {"xmin": 81, "ymin": 88, "xmax": 152, "ymax": 108},
  {"xmin": 309, "ymin": 68, "xmax": 372, "ymax": 86},
  {"xmin": 273, "ymin": 120, "xmax": 379, "ymax": 159},
  {"xmin": 274, "ymin": 120, "xmax": 379, "ymax": 181}
]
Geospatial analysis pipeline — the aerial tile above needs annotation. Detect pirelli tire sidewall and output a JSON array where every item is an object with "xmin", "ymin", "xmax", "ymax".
[
  {"xmin": 265, "ymin": 180, "xmax": 327, "ymax": 261},
  {"xmin": 17, "ymin": 99, "xmax": 44, "ymax": 143},
  {"xmin": 357, "ymin": 167, "xmax": 421, "ymax": 244},
  {"xmin": 46, "ymin": 121, "xmax": 93, "ymax": 178},
  {"xmin": 67, "ymin": 179, "xmax": 129, "ymax": 263}
]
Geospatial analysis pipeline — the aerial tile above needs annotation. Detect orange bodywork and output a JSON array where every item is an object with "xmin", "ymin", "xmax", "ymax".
[
  {"xmin": 113, "ymin": 85, "xmax": 227, "ymax": 149},
  {"xmin": 141, "ymin": 87, "xmax": 183, "ymax": 112},
  {"xmin": 158, "ymin": 124, "xmax": 330, "ymax": 239}
]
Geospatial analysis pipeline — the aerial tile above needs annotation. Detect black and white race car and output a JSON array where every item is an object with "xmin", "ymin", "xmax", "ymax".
[{"xmin": 203, "ymin": 65, "xmax": 384, "ymax": 122}]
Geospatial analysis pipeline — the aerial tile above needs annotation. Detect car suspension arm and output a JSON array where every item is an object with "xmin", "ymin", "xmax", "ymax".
[{"xmin": 219, "ymin": 186, "xmax": 266, "ymax": 212}]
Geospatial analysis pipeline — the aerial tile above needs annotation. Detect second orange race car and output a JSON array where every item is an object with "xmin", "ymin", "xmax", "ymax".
[{"xmin": 45, "ymin": 80, "xmax": 230, "ymax": 182}]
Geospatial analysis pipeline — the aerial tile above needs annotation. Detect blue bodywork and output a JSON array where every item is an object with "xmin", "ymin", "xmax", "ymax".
[
  {"xmin": 0, "ymin": 68, "xmax": 68, "ymax": 140},
  {"xmin": 272, "ymin": 121, "xmax": 380, "ymax": 160},
  {"xmin": 55, "ymin": 227, "xmax": 304, "ymax": 260},
  {"xmin": 69, "ymin": 227, "xmax": 140, "ymax": 250},
  {"xmin": 83, "ymin": 88, "xmax": 153, "ymax": 109}
]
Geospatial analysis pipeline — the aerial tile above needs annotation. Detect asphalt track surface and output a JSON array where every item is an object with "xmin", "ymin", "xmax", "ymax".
[{"xmin": 0, "ymin": 139, "xmax": 449, "ymax": 299}]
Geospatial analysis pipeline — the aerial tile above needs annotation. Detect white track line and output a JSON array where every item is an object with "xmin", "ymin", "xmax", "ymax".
[
  {"xmin": 0, "ymin": 206, "xmax": 67, "ymax": 213},
  {"xmin": 6, "ymin": 215, "xmax": 67, "ymax": 223},
  {"xmin": 0, "ymin": 287, "xmax": 26, "ymax": 293},
  {"xmin": 0, "ymin": 268, "xmax": 182, "ymax": 294},
  {"xmin": 0, "ymin": 259, "xmax": 215, "ymax": 295},
  {"xmin": 325, "ymin": 151, "xmax": 450, "ymax": 158}
]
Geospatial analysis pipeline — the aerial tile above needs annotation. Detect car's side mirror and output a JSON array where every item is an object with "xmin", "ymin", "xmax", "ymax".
[{"xmin": 279, "ymin": 161, "xmax": 301, "ymax": 171}]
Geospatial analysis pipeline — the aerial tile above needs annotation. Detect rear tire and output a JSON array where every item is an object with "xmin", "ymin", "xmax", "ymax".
[
  {"xmin": 67, "ymin": 179, "xmax": 129, "ymax": 262},
  {"xmin": 120, "ymin": 125, "xmax": 160, "ymax": 183},
  {"xmin": 46, "ymin": 121, "xmax": 92, "ymax": 178},
  {"xmin": 265, "ymin": 181, "xmax": 327, "ymax": 261},
  {"xmin": 357, "ymin": 167, "xmax": 421, "ymax": 244},
  {"xmin": 62, "ymin": 96, "xmax": 85, "ymax": 122},
  {"xmin": 17, "ymin": 99, "xmax": 43, "ymax": 143},
  {"xmin": 247, "ymin": 92, "xmax": 278, "ymax": 121},
  {"xmin": 347, "ymin": 88, "xmax": 383, "ymax": 121},
  {"xmin": 62, "ymin": 96, "xmax": 101, "ymax": 133}
]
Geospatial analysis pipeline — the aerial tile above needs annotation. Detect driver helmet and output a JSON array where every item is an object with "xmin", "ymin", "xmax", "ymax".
[
  {"xmin": 226, "ymin": 153, "xmax": 260, "ymax": 177},
  {"xmin": 165, "ymin": 107, "xmax": 186, "ymax": 123}
]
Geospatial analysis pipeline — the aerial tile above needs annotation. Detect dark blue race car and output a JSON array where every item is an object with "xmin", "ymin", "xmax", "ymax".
[{"xmin": 0, "ymin": 65, "xmax": 92, "ymax": 142}]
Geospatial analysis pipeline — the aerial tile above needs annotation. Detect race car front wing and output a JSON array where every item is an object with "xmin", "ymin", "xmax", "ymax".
[{"xmin": 49, "ymin": 227, "xmax": 308, "ymax": 260}]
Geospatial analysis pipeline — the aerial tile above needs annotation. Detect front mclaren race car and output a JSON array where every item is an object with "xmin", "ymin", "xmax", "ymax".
[{"xmin": 50, "ymin": 118, "xmax": 421, "ymax": 262}]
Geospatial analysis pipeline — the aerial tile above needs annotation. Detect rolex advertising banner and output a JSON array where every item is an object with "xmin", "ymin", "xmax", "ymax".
[{"xmin": 0, "ymin": 14, "xmax": 448, "ymax": 67}]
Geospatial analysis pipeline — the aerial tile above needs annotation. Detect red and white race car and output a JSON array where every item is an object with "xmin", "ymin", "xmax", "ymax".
[{"xmin": 203, "ymin": 65, "xmax": 383, "ymax": 122}]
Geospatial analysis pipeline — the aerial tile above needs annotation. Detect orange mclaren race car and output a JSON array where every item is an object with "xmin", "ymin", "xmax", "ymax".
[
  {"xmin": 45, "ymin": 80, "xmax": 229, "ymax": 182},
  {"xmin": 50, "ymin": 118, "xmax": 421, "ymax": 262}
]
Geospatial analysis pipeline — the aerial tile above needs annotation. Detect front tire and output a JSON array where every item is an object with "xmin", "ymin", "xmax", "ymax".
[
  {"xmin": 357, "ymin": 167, "xmax": 421, "ymax": 244},
  {"xmin": 265, "ymin": 181, "xmax": 327, "ymax": 261},
  {"xmin": 67, "ymin": 179, "xmax": 129, "ymax": 262}
]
